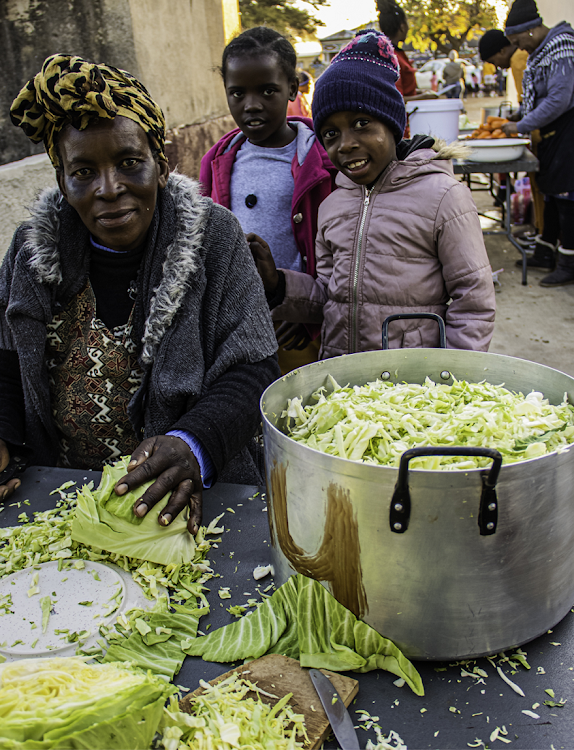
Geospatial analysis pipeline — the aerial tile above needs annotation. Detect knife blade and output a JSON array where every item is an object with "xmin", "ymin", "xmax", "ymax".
[{"xmin": 309, "ymin": 668, "xmax": 360, "ymax": 750}]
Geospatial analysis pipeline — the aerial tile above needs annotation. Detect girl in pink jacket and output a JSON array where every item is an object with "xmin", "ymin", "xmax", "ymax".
[
  {"xmin": 251, "ymin": 30, "xmax": 496, "ymax": 354},
  {"xmin": 200, "ymin": 27, "xmax": 336, "ymax": 370}
]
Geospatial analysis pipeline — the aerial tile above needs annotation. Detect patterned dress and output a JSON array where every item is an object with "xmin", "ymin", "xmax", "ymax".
[{"xmin": 46, "ymin": 282, "xmax": 143, "ymax": 469}]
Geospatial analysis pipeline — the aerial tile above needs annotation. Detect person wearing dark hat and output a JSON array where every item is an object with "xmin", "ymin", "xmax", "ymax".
[
  {"xmin": 501, "ymin": 0, "xmax": 574, "ymax": 286},
  {"xmin": 249, "ymin": 30, "xmax": 495, "ymax": 354},
  {"xmin": 0, "ymin": 54, "xmax": 279, "ymax": 528},
  {"xmin": 478, "ymin": 30, "xmax": 528, "ymax": 101},
  {"xmin": 377, "ymin": 0, "xmax": 438, "ymax": 103},
  {"xmin": 479, "ymin": 29, "xmax": 545, "ymax": 252}
]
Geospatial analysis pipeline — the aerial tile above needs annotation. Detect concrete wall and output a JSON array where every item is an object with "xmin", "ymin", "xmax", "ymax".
[
  {"xmin": 0, "ymin": 0, "xmax": 139, "ymax": 165},
  {"xmin": 0, "ymin": 153, "xmax": 56, "ymax": 258},
  {"xmin": 126, "ymin": 0, "xmax": 229, "ymax": 129},
  {"xmin": 537, "ymin": 0, "xmax": 574, "ymax": 27},
  {"xmin": 0, "ymin": 0, "xmax": 234, "ymax": 165}
]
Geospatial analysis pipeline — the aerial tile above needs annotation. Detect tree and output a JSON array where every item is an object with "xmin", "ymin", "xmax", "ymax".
[
  {"xmin": 238, "ymin": 0, "xmax": 329, "ymax": 39},
  {"xmin": 381, "ymin": 0, "xmax": 499, "ymax": 54}
]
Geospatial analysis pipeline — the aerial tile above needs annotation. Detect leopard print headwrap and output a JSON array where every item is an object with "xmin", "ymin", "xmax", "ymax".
[{"xmin": 10, "ymin": 54, "xmax": 167, "ymax": 167}]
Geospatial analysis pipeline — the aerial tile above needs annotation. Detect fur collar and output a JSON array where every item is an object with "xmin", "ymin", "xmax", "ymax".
[
  {"xmin": 431, "ymin": 138, "xmax": 472, "ymax": 160},
  {"xmin": 23, "ymin": 172, "xmax": 209, "ymax": 365}
]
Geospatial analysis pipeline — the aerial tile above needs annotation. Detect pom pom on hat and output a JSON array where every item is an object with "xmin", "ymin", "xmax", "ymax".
[
  {"xmin": 479, "ymin": 30, "xmax": 512, "ymax": 61},
  {"xmin": 312, "ymin": 29, "xmax": 406, "ymax": 144},
  {"xmin": 505, "ymin": 0, "xmax": 542, "ymax": 35}
]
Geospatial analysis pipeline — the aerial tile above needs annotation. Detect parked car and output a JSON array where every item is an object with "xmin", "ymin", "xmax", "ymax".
[{"xmin": 415, "ymin": 57, "xmax": 478, "ymax": 91}]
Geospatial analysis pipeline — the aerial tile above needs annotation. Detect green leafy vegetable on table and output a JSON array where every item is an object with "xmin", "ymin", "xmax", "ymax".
[
  {"xmin": 0, "ymin": 656, "xmax": 175, "ymax": 749},
  {"xmin": 71, "ymin": 457, "xmax": 197, "ymax": 566},
  {"xmin": 182, "ymin": 573, "xmax": 424, "ymax": 696}
]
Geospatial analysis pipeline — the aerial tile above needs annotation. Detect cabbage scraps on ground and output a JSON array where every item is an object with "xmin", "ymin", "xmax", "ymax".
[
  {"xmin": 0, "ymin": 656, "xmax": 176, "ymax": 749},
  {"xmin": 71, "ymin": 456, "xmax": 197, "ymax": 566},
  {"xmin": 284, "ymin": 376, "xmax": 574, "ymax": 470}
]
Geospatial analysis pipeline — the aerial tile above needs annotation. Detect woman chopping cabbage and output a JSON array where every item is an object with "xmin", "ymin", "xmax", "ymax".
[{"xmin": 0, "ymin": 55, "xmax": 279, "ymax": 532}]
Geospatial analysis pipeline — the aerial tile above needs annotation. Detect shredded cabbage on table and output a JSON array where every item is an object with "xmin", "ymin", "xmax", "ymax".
[{"xmin": 284, "ymin": 376, "xmax": 574, "ymax": 470}]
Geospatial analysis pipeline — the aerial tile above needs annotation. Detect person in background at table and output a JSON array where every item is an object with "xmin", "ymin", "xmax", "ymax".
[
  {"xmin": 443, "ymin": 50, "xmax": 464, "ymax": 99},
  {"xmin": 482, "ymin": 59, "xmax": 497, "ymax": 96},
  {"xmin": 287, "ymin": 70, "xmax": 313, "ymax": 118},
  {"xmin": 200, "ymin": 27, "xmax": 337, "ymax": 374},
  {"xmin": 479, "ymin": 29, "xmax": 545, "ymax": 254},
  {"xmin": 377, "ymin": 0, "xmax": 438, "ymax": 103},
  {"xmin": 471, "ymin": 71, "xmax": 480, "ymax": 97},
  {"xmin": 0, "ymin": 54, "xmax": 279, "ymax": 529},
  {"xmin": 250, "ymin": 30, "xmax": 496, "ymax": 356},
  {"xmin": 502, "ymin": 0, "xmax": 574, "ymax": 286}
]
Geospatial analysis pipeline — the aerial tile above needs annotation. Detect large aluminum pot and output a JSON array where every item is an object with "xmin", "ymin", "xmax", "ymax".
[{"xmin": 261, "ymin": 348, "xmax": 574, "ymax": 661}]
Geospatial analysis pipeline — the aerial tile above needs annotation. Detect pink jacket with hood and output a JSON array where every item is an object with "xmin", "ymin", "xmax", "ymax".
[
  {"xmin": 271, "ymin": 140, "xmax": 496, "ymax": 356},
  {"xmin": 199, "ymin": 116, "xmax": 336, "ymax": 279}
]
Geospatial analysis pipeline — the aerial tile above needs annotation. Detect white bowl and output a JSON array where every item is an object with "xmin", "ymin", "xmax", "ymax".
[{"xmin": 460, "ymin": 137, "xmax": 530, "ymax": 163}]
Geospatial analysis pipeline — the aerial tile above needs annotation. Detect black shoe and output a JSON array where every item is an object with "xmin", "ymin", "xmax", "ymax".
[
  {"xmin": 514, "ymin": 239, "xmax": 555, "ymax": 270},
  {"xmin": 514, "ymin": 231, "xmax": 538, "ymax": 248},
  {"xmin": 540, "ymin": 252, "xmax": 574, "ymax": 286}
]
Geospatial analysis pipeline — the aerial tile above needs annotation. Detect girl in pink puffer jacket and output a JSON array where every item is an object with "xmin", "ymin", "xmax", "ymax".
[{"xmin": 250, "ymin": 30, "xmax": 496, "ymax": 355}]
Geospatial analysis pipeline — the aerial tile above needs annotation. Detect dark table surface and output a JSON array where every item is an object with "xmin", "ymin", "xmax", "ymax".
[{"xmin": 2, "ymin": 466, "xmax": 573, "ymax": 750}]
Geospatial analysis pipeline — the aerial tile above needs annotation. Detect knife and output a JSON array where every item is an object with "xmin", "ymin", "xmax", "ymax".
[
  {"xmin": 0, "ymin": 454, "xmax": 27, "ymax": 489},
  {"xmin": 309, "ymin": 668, "xmax": 360, "ymax": 750}
]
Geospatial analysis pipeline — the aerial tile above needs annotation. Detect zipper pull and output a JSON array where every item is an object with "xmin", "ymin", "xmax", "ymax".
[{"xmin": 364, "ymin": 186, "xmax": 373, "ymax": 207}]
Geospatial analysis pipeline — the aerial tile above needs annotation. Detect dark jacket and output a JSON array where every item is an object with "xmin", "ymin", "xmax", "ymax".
[{"xmin": 0, "ymin": 173, "xmax": 279, "ymax": 482}]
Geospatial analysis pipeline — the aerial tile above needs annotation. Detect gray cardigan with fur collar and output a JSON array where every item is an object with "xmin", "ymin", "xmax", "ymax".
[{"xmin": 0, "ymin": 173, "xmax": 279, "ymax": 481}]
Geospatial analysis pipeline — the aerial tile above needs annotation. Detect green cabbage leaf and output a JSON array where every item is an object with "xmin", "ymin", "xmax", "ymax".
[
  {"xmin": 0, "ymin": 656, "xmax": 176, "ymax": 749},
  {"xmin": 71, "ymin": 457, "xmax": 196, "ymax": 566},
  {"xmin": 182, "ymin": 574, "xmax": 424, "ymax": 696}
]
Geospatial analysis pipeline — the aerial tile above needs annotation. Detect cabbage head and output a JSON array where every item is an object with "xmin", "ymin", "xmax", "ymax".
[
  {"xmin": 0, "ymin": 656, "xmax": 176, "ymax": 749},
  {"xmin": 71, "ymin": 456, "xmax": 196, "ymax": 566}
]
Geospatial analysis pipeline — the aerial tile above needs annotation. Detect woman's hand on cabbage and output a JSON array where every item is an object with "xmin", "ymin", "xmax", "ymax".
[{"xmin": 114, "ymin": 435, "xmax": 202, "ymax": 535}]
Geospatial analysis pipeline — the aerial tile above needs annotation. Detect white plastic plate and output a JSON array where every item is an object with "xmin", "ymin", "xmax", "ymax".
[{"xmin": 0, "ymin": 560, "xmax": 159, "ymax": 662}]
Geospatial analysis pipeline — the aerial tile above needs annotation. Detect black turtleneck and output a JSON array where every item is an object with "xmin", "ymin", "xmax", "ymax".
[{"xmin": 89, "ymin": 240, "xmax": 145, "ymax": 330}]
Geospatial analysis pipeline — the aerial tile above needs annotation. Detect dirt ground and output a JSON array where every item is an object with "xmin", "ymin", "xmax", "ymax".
[{"xmin": 459, "ymin": 95, "xmax": 574, "ymax": 377}]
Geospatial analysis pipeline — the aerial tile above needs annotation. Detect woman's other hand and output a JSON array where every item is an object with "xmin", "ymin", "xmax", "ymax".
[
  {"xmin": 246, "ymin": 233, "xmax": 279, "ymax": 295},
  {"xmin": 0, "ymin": 439, "xmax": 21, "ymax": 503},
  {"xmin": 276, "ymin": 321, "xmax": 312, "ymax": 351},
  {"xmin": 502, "ymin": 121, "xmax": 519, "ymax": 136},
  {"xmin": 114, "ymin": 435, "xmax": 202, "ymax": 535}
]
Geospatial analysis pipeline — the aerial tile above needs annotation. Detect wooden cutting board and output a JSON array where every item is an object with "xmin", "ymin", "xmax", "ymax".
[{"xmin": 180, "ymin": 654, "xmax": 359, "ymax": 749}]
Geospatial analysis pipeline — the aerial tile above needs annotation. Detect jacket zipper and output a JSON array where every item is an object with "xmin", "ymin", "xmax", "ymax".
[{"xmin": 350, "ymin": 186, "xmax": 373, "ymax": 353}]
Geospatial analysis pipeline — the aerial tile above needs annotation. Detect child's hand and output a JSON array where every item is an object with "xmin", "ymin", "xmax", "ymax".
[
  {"xmin": 276, "ymin": 321, "xmax": 312, "ymax": 351},
  {"xmin": 246, "ymin": 233, "xmax": 279, "ymax": 295}
]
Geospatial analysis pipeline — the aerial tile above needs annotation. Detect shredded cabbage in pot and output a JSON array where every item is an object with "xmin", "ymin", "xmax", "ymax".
[{"xmin": 284, "ymin": 376, "xmax": 574, "ymax": 470}]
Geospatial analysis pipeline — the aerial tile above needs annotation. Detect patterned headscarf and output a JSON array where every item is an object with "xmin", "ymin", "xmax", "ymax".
[{"xmin": 10, "ymin": 54, "xmax": 167, "ymax": 167}]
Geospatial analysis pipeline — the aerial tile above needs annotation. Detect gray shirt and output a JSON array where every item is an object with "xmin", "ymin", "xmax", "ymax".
[{"xmin": 230, "ymin": 137, "xmax": 302, "ymax": 272}]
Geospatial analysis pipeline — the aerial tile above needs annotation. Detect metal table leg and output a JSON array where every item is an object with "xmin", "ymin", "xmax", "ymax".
[{"xmin": 503, "ymin": 173, "xmax": 528, "ymax": 285}]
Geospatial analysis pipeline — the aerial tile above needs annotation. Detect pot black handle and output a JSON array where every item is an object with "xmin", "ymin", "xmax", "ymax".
[
  {"xmin": 382, "ymin": 313, "xmax": 446, "ymax": 350},
  {"xmin": 389, "ymin": 446, "xmax": 502, "ymax": 536}
]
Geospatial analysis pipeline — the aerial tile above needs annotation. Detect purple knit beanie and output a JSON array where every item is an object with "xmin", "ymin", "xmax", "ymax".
[{"xmin": 313, "ymin": 29, "xmax": 406, "ymax": 144}]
